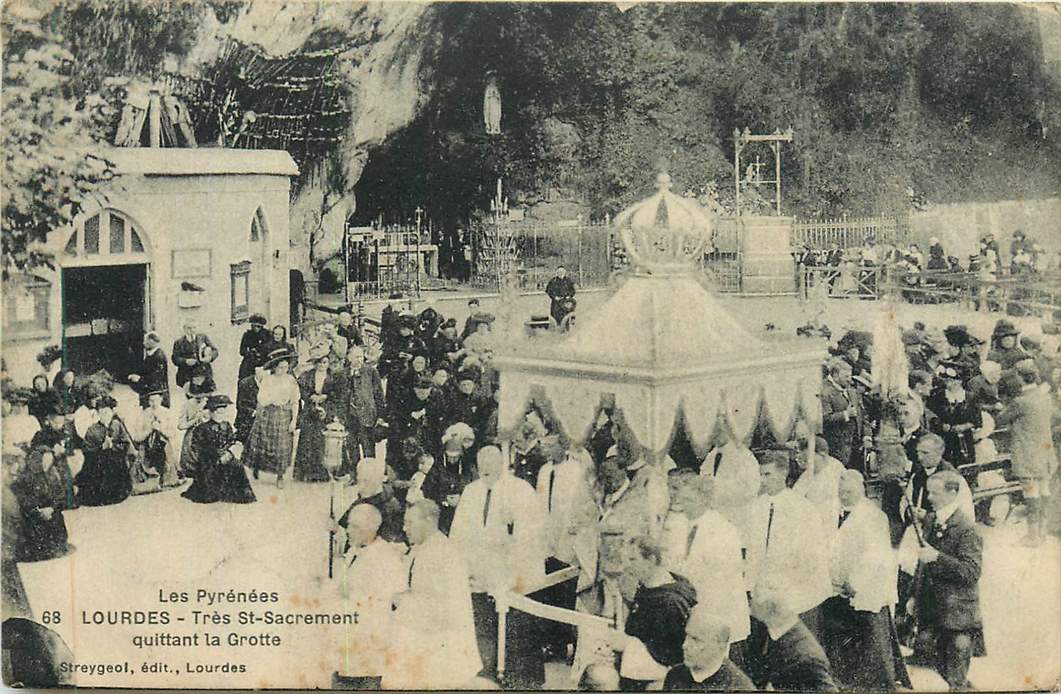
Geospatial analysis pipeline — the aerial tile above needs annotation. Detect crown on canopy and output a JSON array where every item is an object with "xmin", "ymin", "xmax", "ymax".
[{"xmin": 613, "ymin": 172, "xmax": 714, "ymax": 275}]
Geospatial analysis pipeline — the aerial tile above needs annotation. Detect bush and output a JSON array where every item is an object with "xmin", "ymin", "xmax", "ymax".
[{"xmin": 318, "ymin": 267, "xmax": 341, "ymax": 294}]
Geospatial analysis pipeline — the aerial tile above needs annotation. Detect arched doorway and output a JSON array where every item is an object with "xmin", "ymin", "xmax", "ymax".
[{"xmin": 60, "ymin": 209, "xmax": 151, "ymax": 379}]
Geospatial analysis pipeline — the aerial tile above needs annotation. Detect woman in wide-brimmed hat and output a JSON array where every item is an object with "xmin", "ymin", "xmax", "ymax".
[
  {"xmin": 927, "ymin": 366, "xmax": 982, "ymax": 467},
  {"xmin": 182, "ymin": 395, "xmax": 256, "ymax": 504},
  {"xmin": 293, "ymin": 348, "xmax": 341, "ymax": 483},
  {"xmin": 245, "ymin": 348, "xmax": 300, "ymax": 487},
  {"xmin": 986, "ymin": 319, "xmax": 1028, "ymax": 371}
]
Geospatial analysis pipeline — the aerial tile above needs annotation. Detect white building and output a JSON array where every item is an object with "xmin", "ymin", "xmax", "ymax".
[{"xmin": 2, "ymin": 147, "xmax": 298, "ymax": 393}]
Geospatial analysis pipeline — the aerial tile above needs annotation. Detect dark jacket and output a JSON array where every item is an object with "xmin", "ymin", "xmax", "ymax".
[
  {"xmin": 172, "ymin": 334, "xmax": 217, "ymax": 387},
  {"xmin": 238, "ymin": 328, "xmax": 270, "ymax": 379},
  {"xmin": 746, "ymin": 619, "xmax": 838, "ymax": 692},
  {"xmin": 132, "ymin": 348, "xmax": 169, "ymax": 403},
  {"xmin": 821, "ymin": 377, "xmax": 862, "ymax": 465},
  {"xmin": 297, "ymin": 369, "xmax": 345, "ymax": 426},
  {"xmin": 916, "ymin": 508, "xmax": 983, "ymax": 633},
  {"xmin": 625, "ymin": 573, "xmax": 698, "ymax": 668},
  {"xmin": 664, "ymin": 661, "xmax": 754, "ymax": 691}
]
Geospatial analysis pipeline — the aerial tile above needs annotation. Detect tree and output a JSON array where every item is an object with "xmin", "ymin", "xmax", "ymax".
[{"xmin": 2, "ymin": 4, "xmax": 113, "ymax": 275}]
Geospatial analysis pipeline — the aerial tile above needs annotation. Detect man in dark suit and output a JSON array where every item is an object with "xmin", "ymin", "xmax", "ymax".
[
  {"xmin": 745, "ymin": 581, "xmax": 838, "ymax": 692},
  {"xmin": 665, "ymin": 606, "xmax": 754, "ymax": 691},
  {"xmin": 914, "ymin": 470, "xmax": 986, "ymax": 691},
  {"xmin": 171, "ymin": 320, "xmax": 218, "ymax": 389},
  {"xmin": 128, "ymin": 331, "xmax": 170, "ymax": 407},
  {"xmin": 821, "ymin": 360, "xmax": 863, "ymax": 470}
]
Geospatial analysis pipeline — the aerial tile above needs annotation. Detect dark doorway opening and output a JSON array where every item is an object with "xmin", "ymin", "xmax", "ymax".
[{"xmin": 62, "ymin": 264, "xmax": 147, "ymax": 380}]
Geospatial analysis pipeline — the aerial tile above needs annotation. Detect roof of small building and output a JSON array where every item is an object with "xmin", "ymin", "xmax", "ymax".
[{"xmin": 106, "ymin": 147, "xmax": 299, "ymax": 177}]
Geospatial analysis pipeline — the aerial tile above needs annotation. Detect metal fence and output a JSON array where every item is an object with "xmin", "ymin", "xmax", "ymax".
[
  {"xmin": 793, "ymin": 215, "xmax": 908, "ymax": 249},
  {"xmin": 343, "ymin": 225, "xmax": 433, "ymax": 300},
  {"xmin": 470, "ymin": 218, "xmax": 613, "ymax": 292}
]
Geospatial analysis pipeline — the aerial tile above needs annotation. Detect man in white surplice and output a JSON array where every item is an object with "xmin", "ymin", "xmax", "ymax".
[
  {"xmin": 450, "ymin": 445, "xmax": 545, "ymax": 592},
  {"xmin": 384, "ymin": 500, "xmax": 482, "ymax": 690},
  {"xmin": 332, "ymin": 504, "xmax": 405, "ymax": 687},
  {"xmin": 536, "ymin": 439, "xmax": 597, "ymax": 563},
  {"xmin": 792, "ymin": 434, "xmax": 847, "ymax": 541},
  {"xmin": 450, "ymin": 445, "xmax": 547, "ymax": 686},
  {"xmin": 664, "ymin": 469, "xmax": 750, "ymax": 644},
  {"xmin": 745, "ymin": 450, "xmax": 833, "ymax": 639},
  {"xmin": 699, "ymin": 439, "xmax": 760, "ymax": 544}
]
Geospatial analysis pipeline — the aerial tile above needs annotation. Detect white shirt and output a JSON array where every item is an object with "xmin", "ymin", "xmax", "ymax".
[
  {"xmin": 700, "ymin": 442, "xmax": 760, "ymax": 545},
  {"xmin": 792, "ymin": 455, "xmax": 846, "ymax": 539},
  {"xmin": 745, "ymin": 489, "xmax": 833, "ymax": 613},
  {"xmin": 335, "ymin": 538, "xmax": 405, "ymax": 677},
  {"xmin": 384, "ymin": 531, "xmax": 482, "ymax": 689},
  {"xmin": 450, "ymin": 472, "xmax": 544, "ymax": 592},
  {"xmin": 830, "ymin": 499, "xmax": 896, "ymax": 612},
  {"xmin": 536, "ymin": 455, "xmax": 596, "ymax": 560},
  {"xmin": 670, "ymin": 509, "xmax": 750, "ymax": 642}
]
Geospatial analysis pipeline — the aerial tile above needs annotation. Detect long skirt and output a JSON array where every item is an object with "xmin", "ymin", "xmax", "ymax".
[
  {"xmin": 75, "ymin": 450, "xmax": 131, "ymax": 506},
  {"xmin": 182, "ymin": 462, "xmax": 256, "ymax": 504},
  {"xmin": 179, "ymin": 429, "xmax": 199, "ymax": 479},
  {"xmin": 294, "ymin": 415, "xmax": 331, "ymax": 482},
  {"xmin": 247, "ymin": 404, "xmax": 294, "ymax": 476},
  {"xmin": 17, "ymin": 510, "xmax": 71, "ymax": 563}
]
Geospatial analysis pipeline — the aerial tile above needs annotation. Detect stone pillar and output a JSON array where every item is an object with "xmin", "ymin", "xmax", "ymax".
[{"xmin": 740, "ymin": 215, "xmax": 795, "ymax": 295}]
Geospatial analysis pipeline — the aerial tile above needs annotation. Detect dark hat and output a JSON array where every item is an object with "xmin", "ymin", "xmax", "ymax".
[
  {"xmin": 456, "ymin": 368, "xmax": 480, "ymax": 383},
  {"xmin": 399, "ymin": 314, "xmax": 417, "ymax": 329},
  {"xmin": 205, "ymin": 394, "xmax": 233, "ymax": 411},
  {"xmin": 94, "ymin": 395, "xmax": 118, "ymax": 410},
  {"xmin": 187, "ymin": 377, "xmax": 216, "ymax": 397},
  {"xmin": 263, "ymin": 348, "xmax": 294, "ymax": 370},
  {"xmin": 413, "ymin": 375, "xmax": 434, "ymax": 390},
  {"xmin": 145, "ymin": 388, "xmax": 167, "ymax": 399},
  {"xmin": 249, "ymin": 313, "xmax": 267, "ymax": 326},
  {"xmin": 944, "ymin": 325, "xmax": 982, "ymax": 348},
  {"xmin": 992, "ymin": 319, "xmax": 1020, "ymax": 339},
  {"xmin": 442, "ymin": 318, "xmax": 458, "ymax": 329},
  {"xmin": 190, "ymin": 363, "xmax": 212, "ymax": 378}
]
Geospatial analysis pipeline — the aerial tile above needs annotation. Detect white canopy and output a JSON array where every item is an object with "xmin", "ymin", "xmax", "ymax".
[{"xmin": 495, "ymin": 273, "xmax": 824, "ymax": 454}]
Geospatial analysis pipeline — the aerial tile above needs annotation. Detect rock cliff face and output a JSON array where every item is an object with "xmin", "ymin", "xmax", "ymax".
[{"xmin": 186, "ymin": 1, "xmax": 437, "ymax": 270}]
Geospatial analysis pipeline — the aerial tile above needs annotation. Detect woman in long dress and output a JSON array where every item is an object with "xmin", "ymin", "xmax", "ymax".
[
  {"xmin": 76, "ymin": 395, "xmax": 133, "ymax": 506},
  {"xmin": 246, "ymin": 348, "xmax": 300, "ymax": 487},
  {"xmin": 177, "ymin": 367, "xmax": 214, "ymax": 479},
  {"xmin": 182, "ymin": 395, "xmax": 256, "ymax": 504},
  {"xmin": 294, "ymin": 351, "xmax": 342, "ymax": 482},
  {"xmin": 12, "ymin": 447, "xmax": 74, "ymax": 562}
]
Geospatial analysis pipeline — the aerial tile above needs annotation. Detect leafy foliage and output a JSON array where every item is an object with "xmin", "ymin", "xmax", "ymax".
[
  {"xmin": 1, "ymin": 4, "xmax": 114, "ymax": 274},
  {"xmin": 363, "ymin": 2, "xmax": 1061, "ymax": 223}
]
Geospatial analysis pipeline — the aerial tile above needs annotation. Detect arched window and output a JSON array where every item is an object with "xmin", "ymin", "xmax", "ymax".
[
  {"xmin": 64, "ymin": 209, "xmax": 148, "ymax": 265},
  {"xmin": 250, "ymin": 207, "xmax": 267, "ymax": 242}
]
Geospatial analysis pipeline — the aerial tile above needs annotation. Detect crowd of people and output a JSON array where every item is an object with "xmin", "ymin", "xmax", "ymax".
[
  {"xmin": 322, "ymin": 309, "xmax": 1058, "ymax": 691},
  {"xmin": 3, "ymin": 285, "xmax": 1059, "ymax": 691},
  {"xmin": 795, "ymin": 229, "xmax": 1058, "ymax": 308}
]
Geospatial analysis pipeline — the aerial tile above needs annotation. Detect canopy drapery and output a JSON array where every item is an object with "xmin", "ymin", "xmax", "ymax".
[{"xmin": 497, "ymin": 363, "xmax": 822, "ymax": 456}]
